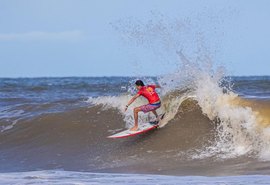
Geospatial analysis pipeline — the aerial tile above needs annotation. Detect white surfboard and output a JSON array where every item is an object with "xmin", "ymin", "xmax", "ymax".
[{"xmin": 107, "ymin": 113, "xmax": 165, "ymax": 139}]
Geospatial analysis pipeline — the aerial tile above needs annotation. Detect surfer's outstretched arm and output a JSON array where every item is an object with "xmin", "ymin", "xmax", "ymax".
[{"xmin": 124, "ymin": 94, "xmax": 140, "ymax": 111}]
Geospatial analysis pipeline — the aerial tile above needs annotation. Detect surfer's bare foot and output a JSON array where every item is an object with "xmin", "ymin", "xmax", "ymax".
[{"xmin": 130, "ymin": 126, "xmax": 138, "ymax": 131}]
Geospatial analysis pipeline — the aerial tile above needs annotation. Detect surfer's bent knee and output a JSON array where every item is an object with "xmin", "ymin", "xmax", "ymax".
[{"xmin": 134, "ymin": 107, "xmax": 141, "ymax": 113}]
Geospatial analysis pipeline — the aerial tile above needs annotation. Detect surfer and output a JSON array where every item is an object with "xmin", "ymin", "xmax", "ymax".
[{"xmin": 125, "ymin": 80, "xmax": 161, "ymax": 131}]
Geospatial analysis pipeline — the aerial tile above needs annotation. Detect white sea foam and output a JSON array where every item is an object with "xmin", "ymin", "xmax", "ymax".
[{"xmin": 192, "ymin": 69, "xmax": 270, "ymax": 160}]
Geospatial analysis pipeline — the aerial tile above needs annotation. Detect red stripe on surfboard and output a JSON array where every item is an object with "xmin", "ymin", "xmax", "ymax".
[{"xmin": 107, "ymin": 125, "xmax": 158, "ymax": 139}]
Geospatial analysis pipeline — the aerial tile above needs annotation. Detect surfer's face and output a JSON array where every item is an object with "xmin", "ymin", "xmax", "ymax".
[{"xmin": 136, "ymin": 85, "xmax": 142, "ymax": 90}]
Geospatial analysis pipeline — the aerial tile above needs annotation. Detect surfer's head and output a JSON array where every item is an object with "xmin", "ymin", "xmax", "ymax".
[{"xmin": 135, "ymin": 80, "xmax": 145, "ymax": 90}]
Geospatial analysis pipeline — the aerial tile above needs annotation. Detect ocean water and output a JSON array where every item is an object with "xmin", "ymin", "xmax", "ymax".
[
  {"xmin": 0, "ymin": 76, "xmax": 270, "ymax": 184},
  {"xmin": 0, "ymin": 170, "xmax": 270, "ymax": 185}
]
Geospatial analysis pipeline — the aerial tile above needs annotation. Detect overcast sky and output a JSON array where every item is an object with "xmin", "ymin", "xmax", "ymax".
[{"xmin": 0, "ymin": 0, "xmax": 270, "ymax": 77}]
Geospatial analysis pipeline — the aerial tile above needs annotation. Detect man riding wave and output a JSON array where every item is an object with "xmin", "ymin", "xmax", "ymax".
[{"xmin": 125, "ymin": 80, "xmax": 161, "ymax": 131}]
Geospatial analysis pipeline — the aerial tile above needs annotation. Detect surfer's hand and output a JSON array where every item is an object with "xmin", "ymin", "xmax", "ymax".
[{"xmin": 124, "ymin": 106, "xmax": 128, "ymax": 112}]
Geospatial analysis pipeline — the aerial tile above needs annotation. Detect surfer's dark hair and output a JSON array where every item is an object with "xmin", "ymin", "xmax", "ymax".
[{"xmin": 135, "ymin": 80, "xmax": 145, "ymax": 86}]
